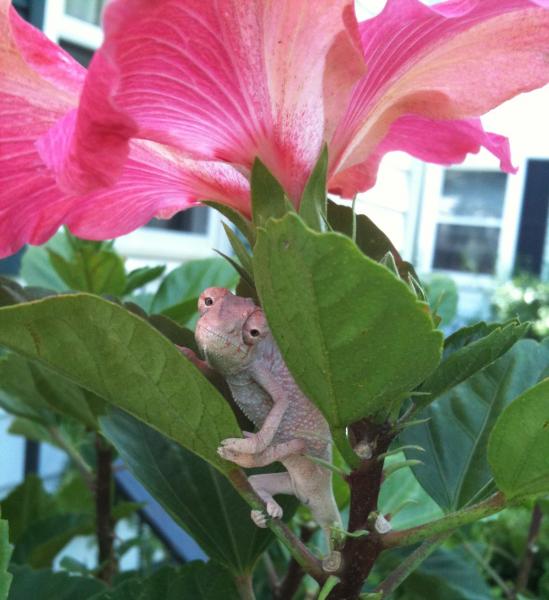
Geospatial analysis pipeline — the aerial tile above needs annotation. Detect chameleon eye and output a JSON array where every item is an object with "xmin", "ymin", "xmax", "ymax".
[
  {"xmin": 249, "ymin": 329, "xmax": 260, "ymax": 337},
  {"xmin": 204, "ymin": 297, "xmax": 213, "ymax": 306}
]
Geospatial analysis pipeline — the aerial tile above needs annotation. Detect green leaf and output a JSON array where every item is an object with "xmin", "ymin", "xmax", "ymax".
[
  {"xmin": 221, "ymin": 223, "xmax": 254, "ymax": 282},
  {"xmin": 151, "ymin": 257, "xmax": 238, "ymax": 319},
  {"xmin": 250, "ymin": 158, "xmax": 287, "ymax": 227},
  {"xmin": 402, "ymin": 339, "xmax": 549, "ymax": 511},
  {"xmin": 381, "ymin": 547, "xmax": 492, "ymax": 600},
  {"xmin": 100, "ymin": 409, "xmax": 281, "ymax": 575},
  {"xmin": 8, "ymin": 565, "xmax": 105, "ymax": 600},
  {"xmin": 160, "ymin": 297, "xmax": 200, "ymax": 327},
  {"xmin": 0, "ymin": 294, "xmax": 241, "ymax": 473},
  {"xmin": 0, "ymin": 354, "xmax": 102, "ymax": 429},
  {"xmin": 424, "ymin": 275, "xmax": 458, "ymax": 328},
  {"xmin": 299, "ymin": 145, "xmax": 328, "ymax": 231},
  {"xmin": 253, "ymin": 214, "xmax": 442, "ymax": 427},
  {"xmin": 203, "ymin": 201, "xmax": 255, "ymax": 246},
  {"xmin": 326, "ymin": 200, "xmax": 419, "ymax": 283},
  {"xmin": 0, "ymin": 278, "xmax": 56, "ymax": 308},
  {"xmin": 489, "ymin": 378, "xmax": 549, "ymax": 500},
  {"xmin": 20, "ymin": 232, "xmax": 73, "ymax": 291},
  {"xmin": 124, "ymin": 265, "xmax": 166, "ymax": 295},
  {"xmin": 89, "ymin": 562, "xmax": 239, "ymax": 600},
  {"xmin": 1, "ymin": 476, "xmax": 93, "ymax": 568},
  {"xmin": 0, "ymin": 509, "xmax": 12, "ymax": 600},
  {"xmin": 378, "ymin": 454, "xmax": 443, "ymax": 530},
  {"xmin": 47, "ymin": 245, "xmax": 127, "ymax": 296},
  {"xmin": 416, "ymin": 320, "xmax": 529, "ymax": 409}
]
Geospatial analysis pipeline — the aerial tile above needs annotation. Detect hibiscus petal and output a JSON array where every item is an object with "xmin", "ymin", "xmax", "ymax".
[
  {"xmin": 48, "ymin": 0, "xmax": 365, "ymax": 202},
  {"xmin": 1, "ymin": 104, "xmax": 250, "ymax": 257},
  {"xmin": 0, "ymin": 2, "xmax": 250, "ymax": 257},
  {"xmin": 331, "ymin": 0, "xmax": 549, "ymax": 175},
  {"xmin": 329, "ymin": 116, "xmax": 516, "ymax": 198},
  {"xmin": 0, "ymin": 3, "xmax": 84, "ymax": 256}
]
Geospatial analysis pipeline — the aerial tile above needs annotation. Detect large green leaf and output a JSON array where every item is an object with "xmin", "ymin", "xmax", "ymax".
[
  {"xmin": 8, "ymin": 565, "xmax": 105, "ymax": 600},
  {"xmin": 403, "ymin": 339, "xmax": 549, "ymax": 511},
  {"xmin": 416, "ymin": 319, "xmax": 528, "ymax": 408},
  {"xmin": 100, "ymin": 409, "xmax": 279, "ymax": 575},
  {"xmin": 253, "ymin": 214, "xmax": 442, "ymax": 427},
  {"xmin": 0, "ymin": 294, "xmax": 240, "ymax": 473},
  {"xmin": 0, "ymin": 509, "xmax": 12, "ymax": 600},
  {"xmin": 488, "ymin": 378, "xmax": 549, "ymax": 501},
  {"xmin": 0, "ymin": 354, "xmax": 102, "ymax": 429},
  {"xmin": 151, "ymin": 257, "xmax": 238, "ymax": 324}
]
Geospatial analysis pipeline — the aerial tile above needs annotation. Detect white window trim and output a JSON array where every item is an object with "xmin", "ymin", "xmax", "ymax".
[
  {"xmin": 42, "ymin": 0, "xmax": 229, "ymax": 263},
  {"xmin": 416, "ymin": 161, "xmax": 525, "ymax": 287}
]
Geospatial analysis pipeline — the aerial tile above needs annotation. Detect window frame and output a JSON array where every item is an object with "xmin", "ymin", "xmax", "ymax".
[{"xmin": 41, "ymin": 0, "xmax": 231, "ymax": 263}]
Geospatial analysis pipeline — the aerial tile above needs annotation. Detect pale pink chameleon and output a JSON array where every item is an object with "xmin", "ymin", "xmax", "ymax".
[{"xmin": 183, "ymin": 287, "xmax": 343, "ymax": 571}]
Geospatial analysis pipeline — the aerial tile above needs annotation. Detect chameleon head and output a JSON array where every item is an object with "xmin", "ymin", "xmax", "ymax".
[{"xmin": 195, "ymin": 287, "xmax": 270, "ymax": 374}]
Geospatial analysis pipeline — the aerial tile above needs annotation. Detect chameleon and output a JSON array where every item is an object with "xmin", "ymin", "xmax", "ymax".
[{"xmin": 184, "ymin": 286, "xmax": 342, "ymax": 570}]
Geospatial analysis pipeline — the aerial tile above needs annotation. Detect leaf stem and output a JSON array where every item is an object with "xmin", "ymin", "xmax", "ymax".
[
  {"xmin": 375, "ymin": 532, "xmax": 450, "ymax": 597},
  {"xmin": 459, "ymin": 535, "xmax": 514, "ymax": 600},
  {"xmin": 515, "ymin": 502, "xmax": 543, "ymax": 595},
  {"xmin": 383, "ymin": 492, "xmax": 506, "ymax": 549},
  {"xmin": 234, "ymin": 573, "xmax": 256, "ymax": 600}
]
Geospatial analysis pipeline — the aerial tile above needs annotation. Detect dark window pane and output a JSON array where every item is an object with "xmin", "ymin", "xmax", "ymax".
[
  {"xmin": 59, "ymin": 40, "xmax": 94, "ymax": 67},
  {"xmin": 433, "ymin": 224, "xmax": 500, "ymax": 274},
  {"xmin": 65, "ymin": 0, "xmax": 105, "ymax": 25},
  {"xmin": 146, "ymin": 206, "xmax": 210, "ymax": 234},
  {"xmin": 440, "ymin": 170, "xmax": 507, "ymax": 219}
]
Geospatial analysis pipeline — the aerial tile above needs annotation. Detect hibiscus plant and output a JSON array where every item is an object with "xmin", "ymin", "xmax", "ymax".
[{"xmin": 1, "ymin": 0, "xmax": 549, "ymax": 598}]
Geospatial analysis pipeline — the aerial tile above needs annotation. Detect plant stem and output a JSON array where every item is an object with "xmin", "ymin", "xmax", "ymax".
[
  {"xmin": 515, "ymin": 502, "xmax": 543, "ymax": 594},
  {"xmin": 228, "ymin": 469, "xmax": 326, "ymax": 583},
  {"xmin": 48, "ymin": 426, "xmax": 95, "ymax": 491},
  {"xmin": 275, "ymin": 526, "xmax": 314, "ymax": 599},
  {"xmin": 383, "ymin": 492, "xmax": 506, "ymax": 549},
  {"xmin": 327, "ymin": 421, "xmax": 395, "ymax": 600},
  {"xmin": 375, "ymin": 532, "xmax": 450, "ymax": 597},
  {"xmin": 95, "ymin": 434, "xmax": 117, "ymax": 584},
  {"xmin": 234, "ymin": 573, "xmax": 256, "ymax": 600}
]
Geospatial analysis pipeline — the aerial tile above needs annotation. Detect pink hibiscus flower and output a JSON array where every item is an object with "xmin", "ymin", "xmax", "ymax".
[{"xmin": 1, "ymin": 0, "xmax": 548, "ymax": 257}]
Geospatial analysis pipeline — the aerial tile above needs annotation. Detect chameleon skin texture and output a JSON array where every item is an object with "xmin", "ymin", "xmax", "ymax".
[{"xmin": 193, "ymin": 287, "xmax": 341, "ymax": 539}]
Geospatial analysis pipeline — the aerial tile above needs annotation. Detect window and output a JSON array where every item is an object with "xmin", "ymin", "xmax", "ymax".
[
  {"xmin": 416, "ymin": 166, "xmax": 512, "ymax": 279},
  {"xmin": 432, "ymin": 170, "xmax": 508, "ymax": 275},
  {"xmin": 40, "ymin": 0, "xmax": 229, "ymax": 263}
]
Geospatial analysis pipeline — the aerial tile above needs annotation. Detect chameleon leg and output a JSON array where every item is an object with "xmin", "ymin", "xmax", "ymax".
[
  {"xmin": 217, "ymin": 438, "xmax": 305, "ymax": 467},
  {"xmin": 248, "ymin": 472, "xmax": 294, "ymax": 528}
]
